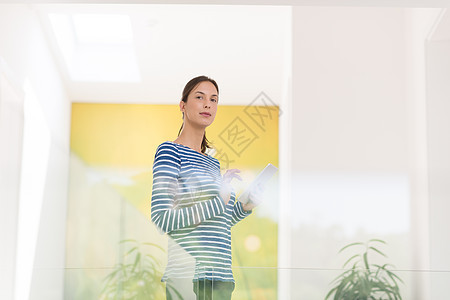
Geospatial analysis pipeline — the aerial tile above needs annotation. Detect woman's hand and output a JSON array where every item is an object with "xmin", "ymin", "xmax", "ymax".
[
  {"xmin": 241, "ymin": 183, "xmax": 264, "ymax": 212},
  {"xmin": 219, "ymin": 169, "xmax": 242, "ymax": 205}
]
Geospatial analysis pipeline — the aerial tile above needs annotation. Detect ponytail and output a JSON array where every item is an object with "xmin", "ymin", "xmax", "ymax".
[{"xmin": 201, "ymin": 133, "xmax": 210, "ymax": 154}]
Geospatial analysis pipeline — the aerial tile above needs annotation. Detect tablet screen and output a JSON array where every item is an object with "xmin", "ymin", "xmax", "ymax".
[{"xmin": 237, "ymin": 163, "xmax": 278, "ymax": 205}]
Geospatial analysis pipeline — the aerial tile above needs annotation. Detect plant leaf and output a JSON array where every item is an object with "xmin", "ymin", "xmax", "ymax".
[
  {"xmin": 119, "ymin": 239, "xmax": 137, "ymax": 244},
  {"xmin": 132, "ymin": 252, "xmax": 141, "ymax": 273},
  {"xmin": 124, "ymin": 246, "xmax": 138, "ymax": 257},
  {"xmin": 363, "ymin": 252, "xmax": 370, "ymax": 271},
  {"xmin": 368, "ymin": 238, "xmax": 386, "ymax": 245},
  {"xmin": 343, "ymin": 254, "xmax": 361, "ymax": 269},
  {"xmin": 369, "ymin": 246, "xmax": 387, "ymax": 258},
  {"xmin": 339, "ymin": 242, "xmax": 364, "ymax": 253}
]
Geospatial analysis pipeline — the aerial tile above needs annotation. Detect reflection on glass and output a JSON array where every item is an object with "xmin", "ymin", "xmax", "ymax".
[
  {"xmin": 99, "ymin": 240, "xmax": 165, "ymax": 299},
  {"xmin": 66, "ymin": 102, "xmax": 279, "ymax": 299}
]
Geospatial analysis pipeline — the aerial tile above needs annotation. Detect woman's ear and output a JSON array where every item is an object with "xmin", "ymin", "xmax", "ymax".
[{"xmin": 179, "ymin": 100, "xmax": 185, "ymax": 113}]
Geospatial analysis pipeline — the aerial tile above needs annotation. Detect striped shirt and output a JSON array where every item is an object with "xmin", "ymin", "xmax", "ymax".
[{"xmin": 151, "ymin": 141, "xmax": 251, "ymax": 282}]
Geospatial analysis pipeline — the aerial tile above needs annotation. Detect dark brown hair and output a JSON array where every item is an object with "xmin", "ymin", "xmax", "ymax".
[{"xmin": 177, "ymin": 76, "xmax": 219, "ymax": 153}]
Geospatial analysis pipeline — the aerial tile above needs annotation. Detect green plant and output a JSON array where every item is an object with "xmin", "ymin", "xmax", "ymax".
[
  {"xmin": 100, "ymin": 239, "xmax": 168, "ymax": 300},
  {"xmin": 325, "ymin": 239, "xmax": 403, "ymax": 300}
]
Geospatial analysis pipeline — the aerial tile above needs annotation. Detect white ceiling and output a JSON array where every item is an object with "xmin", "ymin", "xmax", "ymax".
[
  {"xmin": 33, "ymin": 3, "xmax": 450, "ymax": 105},
  {"xmin": 18, "ymin": 0, "xmax": 450, "ymax": 7},
  {"xmin": 429, "ymin": 9, "xmax": 450, "ymax": 40},
  {"xmin": 35, "ymin": 4, "xmax": 291, "ymax": 105}
]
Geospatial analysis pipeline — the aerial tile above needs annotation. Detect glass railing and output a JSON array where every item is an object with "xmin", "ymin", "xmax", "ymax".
[{"xmin": 58, "ymin": 266, "xmax": 450, "ymax": 299}]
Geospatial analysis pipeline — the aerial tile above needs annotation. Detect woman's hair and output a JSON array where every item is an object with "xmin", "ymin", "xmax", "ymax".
[{"xmin": 177, "ymin": 75, "xmax": 219, "ymax": 153}]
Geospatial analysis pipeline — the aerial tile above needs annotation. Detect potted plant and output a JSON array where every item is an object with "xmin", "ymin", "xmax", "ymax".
[
  {"xmin": 100, "ymin": 239, "xmax": 179, "ymax": 300},
  {"xmin": 325, "ymin": 239, "xmax": 403, "ymax": 300}
]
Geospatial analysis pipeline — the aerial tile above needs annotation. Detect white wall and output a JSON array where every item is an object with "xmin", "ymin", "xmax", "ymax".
[
  {"xmin": 1, "ymin": 2, "xmax": 448, "ymax": 299},
  {"xmin": 405, "ymin": 8, "xmax": 443, "ymax": 299},
  {"xmin": 427, "ymin": 38, "xmax": 450, "ymax": 300},
  {"xmin": 289, "ymin": 6, "xmax": 448, "ymax": 300},
  {"xmin": 0, "ymin": 4, "xmax": 70, "ymax": 300},
  {"xmin": 0, "ymin": 58, "xmax": 24, "ymax": 300},
  {"xmin": 291, "ymin": 7, "xmax": 414, "ymax": 299}
]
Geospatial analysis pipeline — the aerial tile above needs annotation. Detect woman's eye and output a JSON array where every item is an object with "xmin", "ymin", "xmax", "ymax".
[
  {"xmin": 211, "ymin": 98, "xmax": 217, "ymax": 102},
  {"xmin": 196, "ymin": 96, "xmax": 203, "ymax": 99}
]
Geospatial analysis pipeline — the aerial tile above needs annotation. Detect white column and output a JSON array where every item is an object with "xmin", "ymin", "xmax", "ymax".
[
  {"xmin": 427, "ymin": 37, "xmax": 450, "ymax": 300},
  {"xmin": 404, "ymin": 8, "xmax": 442, "ymax": 300},
  {"xmin": 0, "ymin": 58, "xmax": 24, "ymax": 300},
  {"xmin": 278, "ymin": 7, "xmax": 293, "ymax": 299}
]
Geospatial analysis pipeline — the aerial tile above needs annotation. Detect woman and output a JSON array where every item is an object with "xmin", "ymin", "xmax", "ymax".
[{"xmin": 151, "ymin": 76, "xmax": 261, "ymax": 300}]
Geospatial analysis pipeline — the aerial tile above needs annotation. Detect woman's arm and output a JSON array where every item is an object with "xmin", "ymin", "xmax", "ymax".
[
  {"xmin": 230, "ymin": 192, "xmax": 252, "ymax": 226},
  {"xmin": 150, "ymin": 143, "xmax": 226, "ymax": 234},
  {"xmin": 230, "ymin": 182, "xmax": 265, "ymax": 226}
]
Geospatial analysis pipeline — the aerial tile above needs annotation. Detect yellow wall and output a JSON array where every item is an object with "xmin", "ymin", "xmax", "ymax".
[{"xmin": 69, "ymin": 103, "xmax": 279, "ymax": 298}]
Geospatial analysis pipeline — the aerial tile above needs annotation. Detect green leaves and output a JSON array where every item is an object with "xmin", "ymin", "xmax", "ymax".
[
  {"xmin": 325, "ymin": 239, "xmax": 403, "ymax": 300},
  {"xmin": 99, "ymin": 239, "xmax": 165, "ymax": 300}
]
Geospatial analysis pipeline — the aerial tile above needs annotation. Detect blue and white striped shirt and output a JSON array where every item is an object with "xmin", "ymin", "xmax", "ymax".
[{"xmin": 151, "ymin": 141, "xmax": 251, "ymax": 282}]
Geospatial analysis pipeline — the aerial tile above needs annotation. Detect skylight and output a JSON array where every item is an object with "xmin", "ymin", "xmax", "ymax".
[
  {"xmin": 48, "ymin": 13, "xmax": 140, "ymax": 83},
  {"xmin": 72, "ymin": 14, "xmax": 134, "ymax": 44}
]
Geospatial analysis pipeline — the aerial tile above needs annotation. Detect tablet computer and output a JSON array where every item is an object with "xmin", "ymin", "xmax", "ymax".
[{"xmin": 237, "ymin": 163, "xmax": 278, "ymax": 205}]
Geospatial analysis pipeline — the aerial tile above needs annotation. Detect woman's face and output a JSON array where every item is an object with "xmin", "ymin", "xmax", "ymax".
[{"xmin": 180, "ymin": 81, "xmax": 218, "ymax": 129}]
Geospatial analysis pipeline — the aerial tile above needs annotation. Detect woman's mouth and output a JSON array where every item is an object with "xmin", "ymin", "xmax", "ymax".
[{"xmin": 200, "ymin": 112, "xmax": 211, "ymax": 117}]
